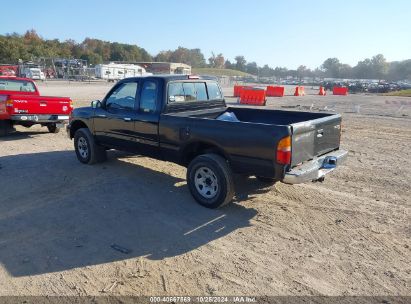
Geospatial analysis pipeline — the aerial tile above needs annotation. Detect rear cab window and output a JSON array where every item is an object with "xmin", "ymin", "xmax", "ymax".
[
  {"xmin": 0, "ymin": 79, "xmax": 36, "ymax": 92},
  {"xmin": 167, "ymin": 81, "xmax": 222, "ymax": 103}
]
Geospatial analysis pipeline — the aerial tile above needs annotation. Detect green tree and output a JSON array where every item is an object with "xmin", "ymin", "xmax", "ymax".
[
  {"xmin": 80, "ymin": 52, "xmax": 103, "ymax": 65},
  {"xmin": 297, "ymin": 65, "xmax": 309, "ymax": 81},
  {"xmin": 388, "ymin": 59, "xmax": 411, "ymax": 80},
  {"xmin": 339, "ymin": 64, "xmax": 352, "ymax": 79},
  {"xmin": 224, "ymin": 59, "xmax": 233, "ymax": 69},
  {"xmin": 353, "ymin": 58, "xmax": 373, "ymax": 79},
  {"xmin": 273, "ymin": 67, "xmax": 288, "ymax": 79},
  {"xmin": 371, "ymin": 54, "xmax": 388, "ymax": 80},
  {"xmin": 234, "ymin": 55, "xmax": 246, "ymax": 71},
  {"xmin": 208, "ymin": 53, "xmax": 224, "ymax": 68},
  {"xmin": 260, "ymin": 64, "xmax": 274, "ymax": 77},
  {"xmin": 154, "ymin": 51, "xmax": 172, "ymax": 62},
  {"xmin": 246, "ymin": 62, "xmax": 258, "ymax": 75},
  {"xmin": 0, "ymin": 35, "xmax": 28, "ymax": 63},
  {"xmin": 154, "ymin": 47, "xmax": 206, "ymax": 67},
  {"xmin": 321, "ymin": 58, "xmax": 341, "ymax": 78}
]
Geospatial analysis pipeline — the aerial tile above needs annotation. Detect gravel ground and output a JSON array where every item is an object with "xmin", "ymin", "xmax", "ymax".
[{"xmin": 0, "ymin": 80, "xmax": 409, "ymax": 296}]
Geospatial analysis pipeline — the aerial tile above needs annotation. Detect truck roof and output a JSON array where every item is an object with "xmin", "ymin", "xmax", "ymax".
[
  {"xmin": 0, "ymin": 76, "xmax": 34, "ymax": 82},
  {"xmin": 122, "ymin": 74, "xmax": 218, "ymax": 82}
]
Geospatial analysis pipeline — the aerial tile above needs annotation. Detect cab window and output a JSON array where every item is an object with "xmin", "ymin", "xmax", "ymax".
[
  {"xmin": 0, "ymin": 79, "xmax": 36, "ymax": 92},
  {"xmin": 106, "ymin": 82, "xmax": 137, "ymax": 110},
  {"xmin": 140, "ymin": 80, "xmax": 158, "ymax": 113}
]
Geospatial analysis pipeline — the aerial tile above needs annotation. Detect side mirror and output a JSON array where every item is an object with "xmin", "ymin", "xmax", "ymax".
[{"xmin": 91, "ymin": 100, "xmax": 102, "ymax": 109}]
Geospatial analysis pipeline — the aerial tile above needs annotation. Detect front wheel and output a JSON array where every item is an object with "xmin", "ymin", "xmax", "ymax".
[
  {"xmin": 187, "ymin": 153, "xmax": 235, "ymax": 209},
  {"xmin": 74, "ymin": 128, "xmax": 107, "ymax": 164}
]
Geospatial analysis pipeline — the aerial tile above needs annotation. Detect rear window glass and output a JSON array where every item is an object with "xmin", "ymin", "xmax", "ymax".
[
  {"xmin": 168, "ymin": 81, "xmax": 221, "ymax": 103},
  {"xmin": 168, "ymin": 82, "xmax": 185, "ymax": 102},
  {"xmin": 207, "ymin": 82, "xmax": 223, "ymax": 100},
  {"xmin": 182, "ymin": 83, "xmax": 196, "ymax": 101},
  {"xmin": 195, "ymin": 83, "xmax": 208, "ymax": 100},
  {"xmin": 0, "ymin": 79, "xmax": 36, "ymax": 92}
]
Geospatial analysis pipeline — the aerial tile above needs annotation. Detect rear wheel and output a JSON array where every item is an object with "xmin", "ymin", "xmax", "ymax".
[
  {"xmin": 0, "ymin": 120, "xmax": 12, "ymax": 137},
  {"xmin": 187, "ymin": 153, "xmax": 234, "ymax": 209},
  {"xmin": 74, "ymin": 128, "xmax": 107, "ymax": 164},
  {"xmin": 47, "ymin": 123, "xmax": 60, "ymax": 133}
]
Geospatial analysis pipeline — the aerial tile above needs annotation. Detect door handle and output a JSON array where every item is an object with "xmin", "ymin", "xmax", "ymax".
[
  {"xmin": 123, "ymin": 117, "xmax": 132, "ymax": 122},
  {"xmin": 97, "ymin": 114, "xmax": 107, "ymax": 118}
]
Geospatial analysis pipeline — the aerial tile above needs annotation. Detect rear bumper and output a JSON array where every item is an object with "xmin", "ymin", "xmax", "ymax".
[
  {"xmin": 10, "ymin": 114, "xmax": 70, "ymax": 123},
  {"xmin": 282, "ymin": 149, "xmax": 348, "ymax": 184}
]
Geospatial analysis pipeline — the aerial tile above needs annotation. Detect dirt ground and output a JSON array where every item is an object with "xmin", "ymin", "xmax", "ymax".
[{"xmin": 0, "ymin": 80, "xmax": 410, "ymax": 296}]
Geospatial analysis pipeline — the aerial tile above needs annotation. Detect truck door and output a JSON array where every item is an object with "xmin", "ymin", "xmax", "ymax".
[
  {"xmin": 93, "ymin": 80, "xmax": 139, "ymax": 150},
  {"xmin": 132, "ymin": 79, "xmax": 161, "ymax": 156}
]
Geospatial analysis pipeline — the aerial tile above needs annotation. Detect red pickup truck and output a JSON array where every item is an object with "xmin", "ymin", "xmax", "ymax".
[{"xmin": 0, "ymin": 77, "xmax": 73, "ymax": 136}]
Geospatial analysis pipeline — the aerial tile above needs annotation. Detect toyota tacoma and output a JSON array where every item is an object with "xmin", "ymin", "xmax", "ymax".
[
  {"xmin": 67, "ymin": 75, "xmax": 347, "ymax": 208},
  {"xmin": 0, "ymin": 77, "xmax": 73, "ymax": 136}
]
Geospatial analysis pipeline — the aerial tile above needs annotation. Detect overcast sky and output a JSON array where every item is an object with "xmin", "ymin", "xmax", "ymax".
[{"xmin": 1, "ymin": 0, "xmax": 410, "ymax": 69}]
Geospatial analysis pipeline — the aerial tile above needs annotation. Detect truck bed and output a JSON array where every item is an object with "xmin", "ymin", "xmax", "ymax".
[
  {"xmin": 165, "ymin": 106, "xmax": 342, "ymax": 167},
  {"xmin": 7, "ymin": 93, "xmax": 72, "ymax": 115}
]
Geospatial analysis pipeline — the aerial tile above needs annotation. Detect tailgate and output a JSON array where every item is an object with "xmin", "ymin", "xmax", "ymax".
[
  {"xmin": 9, "ymin": 95, "xmax": 72, "ymax": 115},
  {"xmin": 291, "ymin": 114, "xmax": 342, "ymax": 166}
]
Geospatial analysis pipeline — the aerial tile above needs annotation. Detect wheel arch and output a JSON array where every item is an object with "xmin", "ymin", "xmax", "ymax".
[
  {"xmin": 181, "ymin": 141, "xmax": 230, "ymax": 166},
  {"xmin": 69, "ymin": 120, "xmax": 90, "ymax": 139}
]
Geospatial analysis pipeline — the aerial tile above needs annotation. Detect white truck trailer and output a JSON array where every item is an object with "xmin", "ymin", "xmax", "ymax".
[{"xmin": 95, "ymin": 63, "xmax": 151, "ymax": 82}]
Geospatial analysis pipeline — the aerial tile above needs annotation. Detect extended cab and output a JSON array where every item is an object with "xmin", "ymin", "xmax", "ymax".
[
  {"xmin": 0, "ymin": 77, "xmax": 73, "ymax": 136},
  {"xmin": 67, "ymin": 75, "xmax": 347, "ymax": 208}
]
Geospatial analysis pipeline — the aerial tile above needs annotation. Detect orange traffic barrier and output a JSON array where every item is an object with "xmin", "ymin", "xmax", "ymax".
[
  {"xmin": 240, "ymin": 89, "xmax": 266, "ymax": 106},
  {"xmin": 294, "ymin": 86, "xmax": 305, "ymax": 96},
  {"xmin": 233, "ymin": 85, "xmax": 252, "ymax": 97},
  {"xmin": 319, "ymin": 86, "xmax": 326, "ymax": 96},
  {"xmin": 266, "ymin": 86, "xmax": 285, "ymax": 97},
  {"xmin": 333, "ymin": 87, "xmax": 348, "ymax": 95}
]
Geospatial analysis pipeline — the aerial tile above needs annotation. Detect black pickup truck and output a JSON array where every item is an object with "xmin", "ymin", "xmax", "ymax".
[{"xmin": 67, "ymin": 75, "xmax": 347, "ymax": 208}]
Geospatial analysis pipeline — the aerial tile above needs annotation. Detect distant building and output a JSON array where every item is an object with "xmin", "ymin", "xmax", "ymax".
[{"xmin": 115, "ymin": 62, "xmax": 191, "ymax": 75}]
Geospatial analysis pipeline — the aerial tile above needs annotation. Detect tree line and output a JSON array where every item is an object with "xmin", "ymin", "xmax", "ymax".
[{"xmin": 0, "ymin": 30, "xmax": 410, "ymax": 81}]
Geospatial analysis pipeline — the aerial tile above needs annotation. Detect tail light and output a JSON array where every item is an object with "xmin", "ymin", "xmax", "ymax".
[
  {"xmin": 0, "ymin": 95, "xmax": 12, "ymax": 107},
  {"xmin": 69, "ymin": 100, "xmax": 74, "ymax": 108},
  {"xmin": 6, "ymin": 99, "xmax": 13, "ymax": 107},
  {"xmin": 277, "ymin": 136, "xmax": 291, "ymax": 165}
]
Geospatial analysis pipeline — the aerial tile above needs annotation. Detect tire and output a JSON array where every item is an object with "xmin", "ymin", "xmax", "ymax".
[
  {"xmin": 74, "ymin": 128, "xmax": 107, "ymax": 164},
  {"xmin": 187, "ymin": 153, "xmax": 235, "ymax": 209},
  {"xmin": 256, "ymin": 176, "xmax": 276, "ymax": 185},
  {"xmin": 47, "ymin": 123, "xmax": 60, "ymax": 133},
  {"xmin": 0, "ymin": 120, "xmax": 12, "ymax": 137}
]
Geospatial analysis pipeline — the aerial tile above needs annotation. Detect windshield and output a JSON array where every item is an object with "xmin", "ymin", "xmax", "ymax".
[{"xmin": 0, "ymin": 79, "xmax": 36, "ymax": 92}]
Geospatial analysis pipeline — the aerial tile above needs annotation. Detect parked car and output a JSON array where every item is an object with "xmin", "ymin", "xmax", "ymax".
[
  {"xmin": 20, "ymin": 67, "xmax": 46, "ymax": 81},
  {"xmin": 67, "ymin": 75, "xmax": 347, "ymax": 208},
  {"xmin": 0, "ymin": 77, "xmax": 73, "ymax": 136}
]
